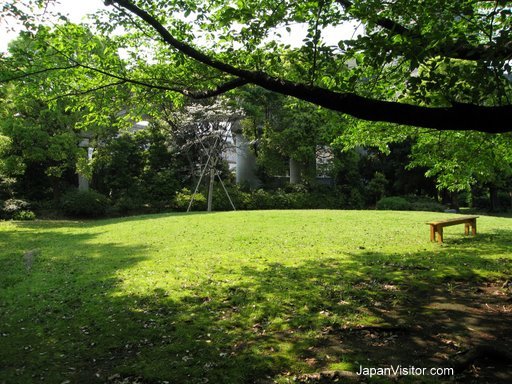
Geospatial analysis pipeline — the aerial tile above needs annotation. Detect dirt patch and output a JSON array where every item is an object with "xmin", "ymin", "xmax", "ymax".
[{"xmin": 297, "ymin": 281, "xmax": 512, "ymax": 383}]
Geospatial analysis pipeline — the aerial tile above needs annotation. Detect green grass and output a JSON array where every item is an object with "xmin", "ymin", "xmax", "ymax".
[{"xmin": 1, "ymin": 210, "xmax": 511, "ymax": 383}]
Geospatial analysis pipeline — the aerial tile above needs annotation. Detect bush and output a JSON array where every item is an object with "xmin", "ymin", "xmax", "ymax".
[
  {"xmin": 211, "ymin": 185, "xmax": 253, "ymax": 211},
  {"xmin": 3, "ymin": 198, "xmax": 30, "ymax": 214},
  {"xmin": 173, "ymin": 188, "xmax": 207, "ymax": 211},
  {"xmin": 113, "ymin": 196, "xmax": 144, "ymax": 214},
  {"xmin": 172, "ymin": 185, "xmax": 355, "ymax": 211},
  {"xmin": 366, "ymin": 172, "xmax": 388, "ymax": 204},
  {"xmin": 1, "ymin": 198, "xmax": 31, "ymax": 219},
  {"xmin": 376, "ymin": 196, "xmax": 412, "ymax": 211},
  {"xmin": 376, "ymin": 195, "xmax": 445, "ymax": 212},
  {"xmin": 345, "ymin": 189, "xmax": 365, "ymax": 209},
  {"xmin": 403, "ymin": 195, "xmax": 445, "ymax": 212},
  {"xmin": 61, "ymin": 190, "xmax": 110, "ymax": 218},
  {"xmin": 251, "ymin": 189, "xmax": 275, "ymax": 209},
  {"xmin": 12, "ymin": 210, "xmax": 36, "ymax": 221}
]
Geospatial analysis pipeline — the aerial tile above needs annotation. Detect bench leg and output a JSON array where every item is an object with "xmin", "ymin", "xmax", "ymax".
[
  {"xmin": 465, "ymin": 223, "xmax": 470, "ymax": 236},
  {"xmin": 437, "ymin": 227, "xmax": 444, "ymax": 244},
  {"xmin": 471, "ymin": 219, "xmax": 477, "ymax": 236},
  {"xmin": 430, "ymin": 224, "xmax": 436, "ymax": 242}
]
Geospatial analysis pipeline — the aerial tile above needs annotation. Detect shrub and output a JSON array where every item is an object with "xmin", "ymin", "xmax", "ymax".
[
  {"xmin": 172, "ymin": 185, "xmax": 355, "ymax": 211},
  {"xmin": 1, "ymin": 198, "xmax": 32, "ymax": 219},
  {"xmin": 173, "ymin": 188, "xmax": 207, "ymax": 211},
  {"xmin": 309, "ymin": 191, "xmax": 345, "ymax": 209},
  {"xmin": 283, "ymin": 183, "xmax": 309, "ymax": 194},
  {"xmin": 366, "ymin": 172, "xmax": 388, "ymax": 204},
  {"xmin": 114, "ymin": 196, "xmax": 144, "ymax": 214},
  {"xmin": 376, "ymin": 196, "xmax": 412, "ymax": 211},
  {"xmin": 345, "ymin": 189, "xmax": 365, "ymax": 209},
  {"xmin": 2, "ymin": 198, "xmax": 31, "ymax": 217},
  {"xmin": 61, "ymin": 190, "xmax": 110, "ymax": 218},
  {"xmin": 251, "ymin": 189, "xmax": 274, "ymax": 209},
  {"xmin": 12, "ymin": 210, "xmax": 36, "ymax": 221},
  {"xmin": 211, "ymin": 185, "xmax": 253, "ymax": 211},
  {"xmin": 404, "ymin": 195, "xmax": 445, "ymax": 212}
]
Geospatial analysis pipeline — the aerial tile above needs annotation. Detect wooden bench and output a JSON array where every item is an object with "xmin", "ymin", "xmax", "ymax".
[{"xmin": 427, "ymin": 216, "xmax": 479, "ymax": 243}]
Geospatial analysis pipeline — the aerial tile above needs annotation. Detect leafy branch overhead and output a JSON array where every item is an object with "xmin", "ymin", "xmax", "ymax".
[
  {"xmin": 2, "ymin": 0, "xmax": 512, "ymax": 132},
  {"xmin": 103, "ymin": 0, "xmax": 512, "ymax": 132}
]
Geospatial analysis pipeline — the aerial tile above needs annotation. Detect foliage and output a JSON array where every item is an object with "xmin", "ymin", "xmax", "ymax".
[
  {"xmin": 60, "ymin": 189, "xmax": 110, "ymax": 218},
  {"xmin": 376, "ymin": 196, "xmax": 412, "ymax": 211},
  {"xmin": 112, "ymin": 195, "xmax": 145, "ymax": 214},
  {"xmin": 376, "ymin": 195, "xmax": 445, "ymax": 212},
  {"xmin": 172, "ymin": 188, "xmax": 207, "ymax": 211},
  {"xmin": 93, "ymin": 126, "xmax": 181, "ymax": 207},
  {"xmin": 365, "ymin": 171, "xmax": 387, "ymax": 205},
  {"xmin": 172, "ymin": 183, "xmax": 353, "ymax": 211},
  {"xmin": 409, "ymin": 131, "xmax": 512, "ymax": 192},
  {"xmin": 3, "ymin": 1, "xmax": 512, "ymax": 213},
  {"xmin": 12, "ymin": 210, "xmax": 36, "ymax": 220},
  {"xmin": 209, "ymin": 184, "xmax": 349, "ymax": 211},
  {"xmin": 239, "ymin": 89, "xmax": 343, "ymax": 184},
  {"xmin": 211, "ymin": 185, "xmax": 251, "ymax": 211},
  {"xmin": 0, "ymin": 24, "xmax": 131, "ymax": 200},
  {"xmin": 1, "ymin": 198, "xmax": 31, "ymax": 219},
  {"xmin": 4, "ymin": 0, "xmax": 511, "ymax": 134},
  {"xmin": 403, "ymin": 195, "xmax": 446, "ymax": 212}
]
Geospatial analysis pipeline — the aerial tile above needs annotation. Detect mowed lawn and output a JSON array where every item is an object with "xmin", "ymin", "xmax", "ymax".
[{"xmin": 1, "ymin": 210, "xmax": 511, "ymax": 383}]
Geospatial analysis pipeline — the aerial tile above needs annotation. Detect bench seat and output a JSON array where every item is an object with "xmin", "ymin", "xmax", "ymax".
[{"xmin": 427, "ymin": 216, "xmax": 479, "ymax": 243}]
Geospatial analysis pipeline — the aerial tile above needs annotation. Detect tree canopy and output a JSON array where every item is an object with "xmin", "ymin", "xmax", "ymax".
[{"xmin": 2, "ymin": 0, "xmax": 512, "ymax": 133}]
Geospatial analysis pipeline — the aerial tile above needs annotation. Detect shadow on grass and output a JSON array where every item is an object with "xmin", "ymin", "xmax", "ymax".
[
  {"xmin": 11, "ymin": 211, "xmax": 226, "ymax": 230},
  {"xmin": 0, "ymin": 224, "xmax": 511, "ymax": 383}
]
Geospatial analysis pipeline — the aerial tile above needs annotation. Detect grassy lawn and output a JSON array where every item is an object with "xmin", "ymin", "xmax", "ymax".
[{"xmin": 1, "ymin": 210, "xmax": 511, "ymax": 383}]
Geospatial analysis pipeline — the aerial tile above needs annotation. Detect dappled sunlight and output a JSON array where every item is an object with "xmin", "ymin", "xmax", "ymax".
[{"xmin": 1, "ymin": 211, "xmax": 512, "ymax": 382}]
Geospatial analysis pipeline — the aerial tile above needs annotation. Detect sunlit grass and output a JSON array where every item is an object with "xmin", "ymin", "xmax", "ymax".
[{"xmin": 1, "ymin": 210, "xmax": 511, "ymax": 383}]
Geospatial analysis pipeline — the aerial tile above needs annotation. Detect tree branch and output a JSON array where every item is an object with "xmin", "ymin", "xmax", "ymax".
[
  {"xmin": 73, "ymin": 61, "xmax": 248, "ymax": 99},
  {"xmin": 181, "ymin": 78, "xmax": 250, "ymax": 99},
  {"xmin": 107, "ymin": 0, "xmax": 512, "ymax": 133},
  {"xmin": 0, "ymin": 64, "xmax": 79, "ymax": 83},
  {"xmin": 45, "ymin": 80, "xmax": 127, "ymax": 102},
  {"xmin": 5, "ymin": 41, "xmax": 248, "ymax": 100}
]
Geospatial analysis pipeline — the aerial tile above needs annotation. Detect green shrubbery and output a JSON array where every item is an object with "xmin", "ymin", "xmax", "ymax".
[
  {"xmin": 198, "ymin": 185, "xmax": 347, "ymax": 211},
  {"xmin": 376, "ymin": 195, "xmax": 445, "ymax": 212},
  {"xmin": 1, "ymin": 198, "xmax": 36, "ymax": 220},
  {"xmin": 376, "ymin": 196, "xmax": 411, "ymax": 211},
  {"xmin": 13, "ymin": 210, "xmax": 36, "ymax": 220},
  {"xmin": 173, "ymin": 188, "xmax": 207, "ymax": 211},
  {"xmin": 60, "ymin": 190, "xmax": 110, "ymax": 218},
  {"xmin": 404, "ymin": 195, "xmax": 445, "ymax": 212},
  {"xmin": 112, "ymin": 195, "xmax": 145, "ymax": 214}
]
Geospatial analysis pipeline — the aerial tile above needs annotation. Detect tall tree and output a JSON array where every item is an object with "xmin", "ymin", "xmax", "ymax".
[{"xmin": 0, "ymin": 23, "xmax": 131, "ymax": 198}]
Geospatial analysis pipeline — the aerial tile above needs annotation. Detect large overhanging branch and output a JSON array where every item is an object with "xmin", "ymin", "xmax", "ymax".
[
  {"xmin": 106, "ymin": 0, "xmax": 512, "ymax": 133},
  {"xmin": 335, "ymin": 0, "xmax": 512, "ymax": 61}
]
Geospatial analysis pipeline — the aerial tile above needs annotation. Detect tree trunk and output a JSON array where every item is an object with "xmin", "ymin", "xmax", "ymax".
[
  {"xmin": 207, "ymin": 168, "xmax": 215, "ymax": 212},
  {"xmin": 289, "ymin": 158, "xmax": 302, "ymax": 184},
  {"xmin": 450, "ymin": 192, "xmax": 460, "ymax": 211},
  {"xmin": 489, "ymin": 185, "xmax": 500, "ymax": 212}
]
